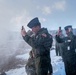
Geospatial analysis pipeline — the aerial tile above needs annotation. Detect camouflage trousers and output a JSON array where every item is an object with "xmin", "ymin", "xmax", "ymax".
[{"xmin": 25, "ymin": 67, "xmax": 36, "ymax": 75}]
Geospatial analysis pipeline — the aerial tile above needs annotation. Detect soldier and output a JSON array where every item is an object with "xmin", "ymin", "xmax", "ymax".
[
  {"xmin": 25, "ymin": 50, "xmax": 36, "ymax": 75},
  {"xmin": 55, "ymin": 27, "xmax": 64, "ymax": 56},
  {"xmin": 21, "ymin": 17, "xmax": 53, "ymax": 75},
  {"xmin": 55, "ymin": 25, "xmax": 76, "ymax": 75}
]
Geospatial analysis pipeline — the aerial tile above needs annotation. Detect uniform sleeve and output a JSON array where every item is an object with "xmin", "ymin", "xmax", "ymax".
[
  {"xmin": 22, "ymin": 35, "xmax": 34, "ymax": 47},
  {"xmin": 55, "ymin": 35, "xmax": 64, "ymax": 43}
]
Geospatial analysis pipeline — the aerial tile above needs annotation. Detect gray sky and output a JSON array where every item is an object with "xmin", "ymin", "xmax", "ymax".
[{"xmin": 0, "ymin": 0, "xmax": 76, "ymax": 32}]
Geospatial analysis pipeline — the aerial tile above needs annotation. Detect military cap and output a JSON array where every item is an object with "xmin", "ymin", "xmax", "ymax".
[
  {"xmin": 27, "ymin": 17, "xmax": 41, "ymax": 28},
  {"xmin": 64, "ymin": 25, "xmax": 72, "ymax": 31}
]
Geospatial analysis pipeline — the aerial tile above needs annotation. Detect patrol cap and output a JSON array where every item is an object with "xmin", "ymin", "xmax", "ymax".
[
  {"xmin": 64, "ymin": 25, "xmax": 72, "ymax": 31},
  {"xmin": 27, "ymin": 17, "xmax": 41, "ymax": 28}
]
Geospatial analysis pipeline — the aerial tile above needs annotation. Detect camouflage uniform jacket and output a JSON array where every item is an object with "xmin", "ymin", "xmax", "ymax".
[{"xmin": 23, "ymin": 28, "xmax": 53, "ymax": 58}]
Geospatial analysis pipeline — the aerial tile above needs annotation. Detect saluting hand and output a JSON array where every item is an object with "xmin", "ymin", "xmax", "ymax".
[{"xmin": 21, "ymin": 26, "xmax": 27, "ymax": 36}]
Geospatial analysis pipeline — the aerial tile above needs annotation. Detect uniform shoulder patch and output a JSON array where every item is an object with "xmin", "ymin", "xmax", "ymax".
[{"xmin": 41, "ymin": 33, "xmax": 47, "ymax": 37}]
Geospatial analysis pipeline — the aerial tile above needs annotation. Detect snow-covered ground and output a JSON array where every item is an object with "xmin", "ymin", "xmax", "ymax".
[
  {"xmin": 6, "ymin": 49, "xmax": 66, "ymax": 75},
  {"xmin": 51, "ymin": 50, "xmax": 66, "ymax": 75}
]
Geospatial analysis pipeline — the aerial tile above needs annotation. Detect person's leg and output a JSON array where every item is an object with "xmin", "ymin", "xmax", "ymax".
[
  {"xmin": 41, "ymin": 56, "xmax": 50, "ymax": 75},
  {"xmin": 49, "ymin": 63, "xmax": 53, "ymax": 75},
  {"xmin": 35, "ymin": 57, "xmax": 41, "ymax": 75}
]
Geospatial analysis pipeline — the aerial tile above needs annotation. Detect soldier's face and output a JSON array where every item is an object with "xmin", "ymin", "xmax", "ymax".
[
  {"xmin": 66, "ymin": 28, "xmax": 72, "ymax": 35},
  {"xmin": 65, "ymin": 30, "xmax": 70, "ymax": 35},
  {"xmin": 32, "ymin": 26, "xmax": 37, "ymax": 33},
  {"xmin": 32, "ymin": 26, "xmax": 40, "ymax": 34},
  {"xmin": 66, "ymin": 30, "xmax": 68, "ymax": 35}
]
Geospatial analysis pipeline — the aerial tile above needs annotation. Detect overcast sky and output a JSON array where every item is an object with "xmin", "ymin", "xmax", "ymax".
[{"xmin": 0, "ymin": 0, "xmax": 76, "ymax": 32}]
